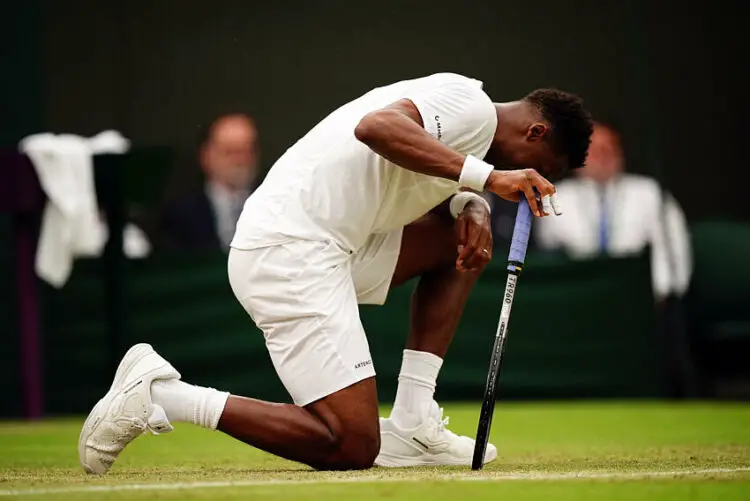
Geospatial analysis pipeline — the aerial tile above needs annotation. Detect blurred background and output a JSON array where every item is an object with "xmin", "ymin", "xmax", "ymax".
[{"xmin": 1, "ymin": 0, "xmax": 748, "ymax": 420}]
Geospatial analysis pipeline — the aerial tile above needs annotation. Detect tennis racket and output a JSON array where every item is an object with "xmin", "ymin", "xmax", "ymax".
[{"xmin": 471, "ymin": 196, "xmax": 533, "ymax": 470}]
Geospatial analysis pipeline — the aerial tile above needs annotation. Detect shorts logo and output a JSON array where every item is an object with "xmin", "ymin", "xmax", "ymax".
[{"xmin": 354, "ymin": 359, "xmax": 373, "ymax": 369}]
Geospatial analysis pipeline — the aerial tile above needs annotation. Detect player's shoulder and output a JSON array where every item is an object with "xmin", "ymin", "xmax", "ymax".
[
  {"xmin": 428, "ymin": 74, "xmax": 495, "ymax": 122},
  {"xmin": 424, "ymin": 72, "xmax": 483, "ymax": 85},
  {"xmin": 417, "ymin": 72, "xmax": 490, "ymax": 98}
]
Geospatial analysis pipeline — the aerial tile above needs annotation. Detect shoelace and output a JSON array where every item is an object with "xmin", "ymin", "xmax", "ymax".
[
  {"xmin": 114, "ymin": 415, "xmax": 167, "ymax": 443},
  {"xmin": 437, "ymin": 409, "xmax": 449, "ymax": 432},
  {"xmin": 430, "ymin": 408, "xmax": 458, "ymax": 439},
  {"xmin": 115, "ymin": 417, "xmax": 147, "ymax": 443}
]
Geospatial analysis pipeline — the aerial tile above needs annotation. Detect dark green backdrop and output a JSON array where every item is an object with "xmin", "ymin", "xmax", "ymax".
[
  {"xmin": 2, "ymin": 0, "xmax": 748, "ymax": 417},
  {"xmin": 28, "ymin": 252, "xmax": 665, "ymax": 417},
  {"xmin": 3, "ymin": 0, "xmax": 748, "ymax": 220}
]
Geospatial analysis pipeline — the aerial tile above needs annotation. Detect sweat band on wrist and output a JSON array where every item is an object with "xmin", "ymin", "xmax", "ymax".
[
  {"xmin": 459, "ymin": 155, "xmax": 494, "ymax": 191},
  {"xmin": 449, "ymin": 191, "xmax": 491, "ymax": 219}
]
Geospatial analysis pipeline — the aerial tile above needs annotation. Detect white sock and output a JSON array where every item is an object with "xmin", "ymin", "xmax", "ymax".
[
  {"xmin": 150, "ymin": 379, "xmax": 229, "ymax": 430},
  {"xmin": 390, "ymin": 349, "xmax": 443, "ymax": 429}
]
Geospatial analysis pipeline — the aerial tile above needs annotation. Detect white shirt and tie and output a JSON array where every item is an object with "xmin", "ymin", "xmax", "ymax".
[
  {"xmin": 205, "ymin": 181, "xmax": 249, "ymax": 249},
  {"xmin": 535, "ymin": 173, "xmax": 692, "ymax": 299}
]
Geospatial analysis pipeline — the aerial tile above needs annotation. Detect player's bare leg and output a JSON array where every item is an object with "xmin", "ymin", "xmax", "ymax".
[
  {"xmin": 218, "ymin": 378, "xmax": 380, "ymax": 470},
  {"xmin": 375, "ymin": 212, "xmax": 498, "ymax": 466},
  {"xmin": 392, "ymin": 213, "xmax": 481, "ymax": 357},
  {"xmin": 79, "ymin": 343, "xmax": 381, "ymax": 473}
]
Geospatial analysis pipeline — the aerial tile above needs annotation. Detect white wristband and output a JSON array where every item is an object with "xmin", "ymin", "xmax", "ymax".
[
  {"xmin": 449, "ymin": 191, "xmax": 491, "ymax": 219},
  {"xmin": 459, "ymin": 155, "xmax": 494, "ymax": 191}
]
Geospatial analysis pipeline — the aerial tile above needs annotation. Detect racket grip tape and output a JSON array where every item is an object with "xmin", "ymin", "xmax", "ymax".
[{"xmin": 507, "ymin": 197, "xmax": 533, "ymax": 269}]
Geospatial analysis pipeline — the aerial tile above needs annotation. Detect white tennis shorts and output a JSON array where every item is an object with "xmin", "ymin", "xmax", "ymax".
[{"xmin": 228, "ymin": 230, "xmax": 402, "ymax": 406}]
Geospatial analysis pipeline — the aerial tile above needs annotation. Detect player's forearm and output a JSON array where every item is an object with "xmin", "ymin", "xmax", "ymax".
[
  {"xmin": 354, "ymin": 109, "xmax": 466, "ymax": 181},
  {"xmin": 430, "ymin": 198, "xmax": 454, "ymax": 220},
  {"xmin": 430, "ymin": 190, "xmax": 487, "ymax": 220}
]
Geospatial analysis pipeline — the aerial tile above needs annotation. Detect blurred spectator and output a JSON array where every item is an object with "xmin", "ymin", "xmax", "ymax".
[
  {"xmin": 162, "ymin": 113, "xmax": 259, "ymax": 250},
  {"xmin": 535, "ymin": 121, "xmax": 692, "ymax": 300}
]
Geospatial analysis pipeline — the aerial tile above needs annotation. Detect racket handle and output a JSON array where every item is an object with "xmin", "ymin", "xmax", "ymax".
[{"xmin": 507, "ymin": 197, "xmax": 533, "ymax": 269}]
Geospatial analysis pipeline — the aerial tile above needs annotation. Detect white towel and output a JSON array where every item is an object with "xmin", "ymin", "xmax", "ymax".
[{"xmin": 19, "ymin": 131, "xmax": 149, "ymax": 288}]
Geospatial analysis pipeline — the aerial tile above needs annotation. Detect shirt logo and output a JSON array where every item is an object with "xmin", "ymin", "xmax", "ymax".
[{"xmin": 434, "ymin": 115, "xmax": 443, "ymax": 141}]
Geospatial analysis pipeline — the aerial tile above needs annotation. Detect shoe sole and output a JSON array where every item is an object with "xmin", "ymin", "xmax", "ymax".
[
  {"xmin": 375, "ymin": 446, "xmax": 498, "ymax": 467},
  {"xmin": 77, "ymin": 343, "xmax": 156, "ymax": 474}
]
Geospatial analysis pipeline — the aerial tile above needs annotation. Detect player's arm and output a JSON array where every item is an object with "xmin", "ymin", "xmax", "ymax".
[
  {"xmin": 354, "ymin": 99, "xmax": 465, "ymax": 181},
  {"xmin": 429, "ymin": 188, "xmax": 495, "ymax": 272},
  {"xmin": 429, "ymin": 188, "xmax": 484, "ymax": 220},
  {"xmin": 429, "ymin": 198, "xmax": 454, "ymax": 220},
  {"xmin": 354, "ymin": 99, "xmax": 552, "ymax": 217}
]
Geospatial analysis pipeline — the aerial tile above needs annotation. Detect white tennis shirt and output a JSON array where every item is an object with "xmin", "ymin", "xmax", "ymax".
[{"xmin": 231, "ymin": 73, "xmax": 498, "ymax": 253}]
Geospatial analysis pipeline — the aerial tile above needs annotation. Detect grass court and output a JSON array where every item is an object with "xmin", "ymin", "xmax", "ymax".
[{"xmin": 2, "ymin": 401, "xmax": 749, "ymax": 500}]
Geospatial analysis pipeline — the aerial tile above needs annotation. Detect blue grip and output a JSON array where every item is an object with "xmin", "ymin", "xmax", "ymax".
[{"xmin": 507, "ymin": 197, "xmax": 533, "ymax": 267}]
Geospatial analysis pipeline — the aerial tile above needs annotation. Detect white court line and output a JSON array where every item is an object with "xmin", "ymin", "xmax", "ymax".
[{"xmin": 2, "ymin": 467, "xmax": 749, "ymax": 497}]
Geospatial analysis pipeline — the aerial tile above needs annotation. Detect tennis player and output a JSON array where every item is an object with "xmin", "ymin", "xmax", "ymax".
[{"xmin": 80, "ymin": 73, "xmax": 592, "ymax": 472}]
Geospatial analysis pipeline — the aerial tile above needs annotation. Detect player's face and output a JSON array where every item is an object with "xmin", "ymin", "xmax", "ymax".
[{"xmin": 500, "ymin": 140, "xmax": 566, "ymax": 183}]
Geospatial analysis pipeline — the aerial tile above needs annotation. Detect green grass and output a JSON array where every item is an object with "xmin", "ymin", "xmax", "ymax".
[{"xmin": 1, "ymin": 401, "xmax": 749, "ymax": 500}]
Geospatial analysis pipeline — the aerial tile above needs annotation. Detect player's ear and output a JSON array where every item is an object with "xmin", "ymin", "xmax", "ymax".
[{"xmin": 526, "ymin": 123, "xmax": 548, "ymax": 141}]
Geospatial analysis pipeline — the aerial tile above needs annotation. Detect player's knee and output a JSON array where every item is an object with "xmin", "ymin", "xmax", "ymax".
[
  {"xmin": 317, "ymin": 428, "xmax": 380, "ymax": 471},
  {"xmin": 348, "ymin": 431, "xmax": 380, "ymax": 469},
  {"xmin": 335, "ymin": 436, "xmax": 380, "ymax": 470}
]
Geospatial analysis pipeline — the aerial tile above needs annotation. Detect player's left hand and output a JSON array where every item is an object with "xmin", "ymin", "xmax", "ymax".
[{"xmin": 455, "ymin": 199, "xmax": 493, "ymax": 272}]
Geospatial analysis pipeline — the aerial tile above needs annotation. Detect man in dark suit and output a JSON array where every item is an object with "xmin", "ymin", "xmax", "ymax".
[{"xmin": 162, "ymin": 113, "xmax": 259, "ymax": 250}]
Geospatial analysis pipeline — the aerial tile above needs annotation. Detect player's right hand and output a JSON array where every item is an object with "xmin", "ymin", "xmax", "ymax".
[{"xmin": 485, "ymin": 169, "xmax": 556, "ymax": 218}]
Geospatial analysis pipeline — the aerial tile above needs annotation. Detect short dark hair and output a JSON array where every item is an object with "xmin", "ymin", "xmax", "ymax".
[
  {"xmin": 196, "ymin": 113, "xmax": 255, "ymax": 149},
  {"xmin": 524, "ymin": 89, "xmax": 593, "ymax": 170}
]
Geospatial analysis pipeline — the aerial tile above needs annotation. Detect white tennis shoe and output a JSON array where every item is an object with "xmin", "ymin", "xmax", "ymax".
[
  {"xmin": 78, "ymin": 343, "xmax": 180, "ymax": 474},
  {"xmin": 375, "ymin": 401, "xmax": 498, "ymax": 467}
]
